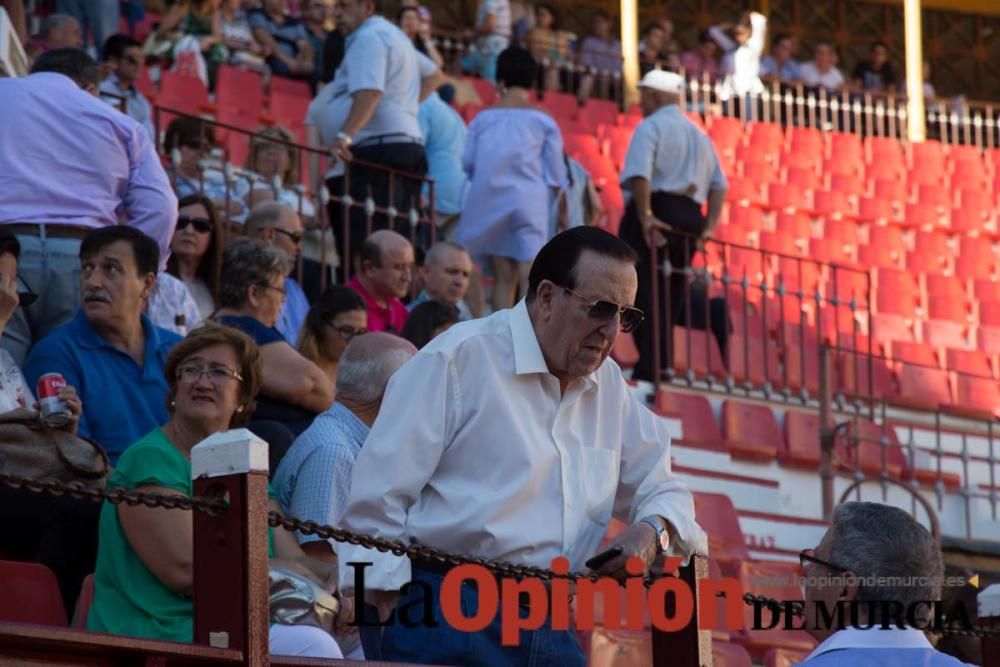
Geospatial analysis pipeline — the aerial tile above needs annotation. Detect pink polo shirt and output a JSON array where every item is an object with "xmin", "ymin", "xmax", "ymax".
[{"xmin": 347, "ymin": 276, "xmax": 409, "ymax": 334}]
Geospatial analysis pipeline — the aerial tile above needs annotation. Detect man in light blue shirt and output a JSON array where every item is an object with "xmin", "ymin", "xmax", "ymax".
[
  {"xmin": 759, "ymin": 33, "xmax": 801, "ymax": 82},
  {"xmin": 245, "ymin": 202, "xmax": 309, "ymax": 345},
  {"xmin": 99, "ymin": 35, "xmax": 154, "ymax": 141},
  {"xmin": 798, "ymin": 502, "xmax": 974, "ymax": 667},
  {"xmin": 0, "ymin": 49, "xmax": 176, "ymax": 365},
  {"xmin": 408, "ymin": 241, "xmax": 473, "ymax": 320},
  {"xmin": 417, "ymin": 91, "xmax": 468, "ymax": 230},
  {"xmin": 618, "ymin": 69, "xmax": 727, "ymax": 382}
]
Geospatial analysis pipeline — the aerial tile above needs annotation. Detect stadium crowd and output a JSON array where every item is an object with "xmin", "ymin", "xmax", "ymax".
[{"xmin": 0, "ymin": 0, "xmax": 984, "ymax": 665}]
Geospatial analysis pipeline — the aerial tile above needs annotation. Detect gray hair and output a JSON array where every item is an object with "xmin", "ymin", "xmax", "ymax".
[
  {"xmin": 335, "ymin": 333, "xmax": 416, "ymax": 404},
  {"xmin": 218, "ymin": 238, "xmax": 293, "ymax": 309},
  {"xmin": 424, "ymin": 241, "xmax": 469, "ymax": 266},
  {"xmin": 41, "ymin": 14, "xmax": 76, "ymax": 39},
  {"xmin": 828, "ymin": 502, "xmax": 943, "ymax": 618},
  {"xmin": 245, "ymin": 201, "xmax": 289, "ymax": 237}
]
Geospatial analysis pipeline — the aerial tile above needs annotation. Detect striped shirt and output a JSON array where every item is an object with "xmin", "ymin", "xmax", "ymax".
[{"xmin": 273, "ymin": 402, "xmax": 370, "ymax": 544}]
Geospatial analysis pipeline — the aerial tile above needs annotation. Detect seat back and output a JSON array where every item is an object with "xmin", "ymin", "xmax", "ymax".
[
  {"xmin": 692, "ymin": 491, "xmax": 749, "ymax": 564},
  {"xmin": 722, "ymin": 401, "xmax": 780, "ymax": 461},
  {"xmin": 0, "ymin": 560, "xmax": 68, "ymax": 626}
]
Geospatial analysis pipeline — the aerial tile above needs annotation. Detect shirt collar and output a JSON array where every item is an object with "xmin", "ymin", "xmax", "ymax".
[
  {"xmin": 348, "ymin": 276, "xmax": 394, "ymax": 316},
  {"xmin": 330, "ymin": 402, "xmax": 370, "ymax": 442},
  {"xmin": 72, "ymin": 310, "xmax": 167, "ymax": 363},
  {"xmin": 507, "ymin": 299, "xmax": 600, "ymax": 387},
  {"xmin": 804, "ymin": 626, "xmax": 934, "ymax": 660}
]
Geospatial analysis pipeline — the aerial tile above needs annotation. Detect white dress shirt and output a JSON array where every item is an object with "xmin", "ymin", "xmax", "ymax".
[
  {"xmin": 711, "ymin": 12, "xmax": 767, "ymax": 97},
  {"xmin": 799, "ymin": 62, "xmax": 845, "ymax": 91},
  {"xmin": 800, "ymin": 626, "xmax": 974, "ymax": 666},
  {"xmin": 336, "ymin": 300, "xmax": 707, "ymax": 592}
]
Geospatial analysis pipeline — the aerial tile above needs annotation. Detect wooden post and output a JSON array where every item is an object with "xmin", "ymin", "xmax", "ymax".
[
  {"xmin": 192, "ymin": 429, "xmax": 270, "ymax": 666},
  {"xmin": 651, "ymin": 555, "xmax": 711, "ymax": 666}
]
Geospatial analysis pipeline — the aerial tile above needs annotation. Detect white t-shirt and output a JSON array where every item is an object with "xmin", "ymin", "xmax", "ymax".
[{"xmin": 799, "ymin": 62, "xmax": 845, "ymax": 91}]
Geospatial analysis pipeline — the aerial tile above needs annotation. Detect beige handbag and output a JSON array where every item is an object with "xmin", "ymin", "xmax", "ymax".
[
  {"xmin": 268, "ymin": 566, "xmax": 340, "ymax": 633},
  {"xmin": 0, "ymin": 408, "xmax": 110, "ymax": 489}
]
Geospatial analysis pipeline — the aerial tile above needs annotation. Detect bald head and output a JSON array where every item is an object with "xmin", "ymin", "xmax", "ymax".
[
  {"xmin": 335, "ymin": 332, "xmax": 416, "ymax": 405},
  {"xmin": 245, "ymin": 202, "xmax": 302, "ymax": 262},
  {"xmin": 41, "ymin": 14, "xmax": 82, "ymax": 49},
  {"xmin": 360, "ymin": 230, "xmax": 414, "ymax": 300}
]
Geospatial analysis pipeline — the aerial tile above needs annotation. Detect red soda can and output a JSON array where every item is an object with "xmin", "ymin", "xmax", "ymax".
[{"xmin": 37, "ymin": 373, "xmax": 71, "ymax": 428}]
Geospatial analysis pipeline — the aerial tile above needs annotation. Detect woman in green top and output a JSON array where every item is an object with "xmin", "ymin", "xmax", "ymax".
[{"xmin": 87, "ymin": 323, "xmax": 345, "ymax": 659}]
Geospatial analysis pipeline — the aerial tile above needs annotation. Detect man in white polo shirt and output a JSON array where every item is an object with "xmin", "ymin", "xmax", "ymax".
[{"xmin": 314, "ymin": 0, "xmax": 442, "ymax": 280}]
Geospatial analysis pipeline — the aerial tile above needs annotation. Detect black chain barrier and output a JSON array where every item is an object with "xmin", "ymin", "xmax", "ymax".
[{"xmin": 3, "ymin": 471, "xmax": 999, "ymax": 639}]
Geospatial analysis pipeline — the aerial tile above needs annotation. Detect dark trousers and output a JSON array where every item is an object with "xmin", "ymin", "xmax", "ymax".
[
  {"xmin": 326, "ymin": 142, "xmax": 428, "ymax": 283},
  {"xmin": 0, "ymin": 486, "xmax": 100, "ymax": 617},
  {"xmin": 619, "ymin": 193, "xmax": 708, "ymax": 382}
]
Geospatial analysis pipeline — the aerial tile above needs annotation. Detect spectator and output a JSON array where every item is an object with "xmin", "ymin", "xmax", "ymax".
[
  {"xmin": 553, "ymin": 154, "xmax": 603, "ymax": 231},
  {"xmin": 711, "ymin": 11, "xmax": 768, "ymax": 99},
  {"xmin": 680, "ymin": 29, "xmax": 721, "ymax": 81},
  {"xmin": 576, "ymin": 10, "xmax": 622, "ymax": 101},
  {"xmin": 618, "ymin": 70, "xmax": 727, "ymax": 382},
  {"xmin": 32, "ymin": 14, "xmax": 82, "ymax": 53},
  {"xmin": 55, "ymin": 0, "xmax": 116, "ymax": 54},
  {"xmin": 655, "ymin": 18, "xmax": 681, "ymax": 70},
  {"xmin": 249, "ymin": 0, "xmax": 314, "ymax": 80},
  {"xmin": 320, "ymin": 19, "xmax": 345, "ymax": 83},
  {"xmin": 301, "ymin": 0, "xmax": 329, "ymax": 87},
  {"xmin": 852, "ymin": 41, "xmax": 897, "ymax": 93},
  {"xmin": 638, "ymin": 22, "xmax": 664, "ymax": 76},
  {"xmin": 0, "ymin": 229, "xmax": 92, "ymax": 617},
  {"xmin": 146, "ymin": 271, "xmax": 202, "ymax": 336},
  {"xmin": 0, "ymin": 50, "xmax": 176, "ymax": 366},
  {"xmin": 163, "ymin": 116, "xmax": 250, "ymax": 223},
  {"xmin": 217, "ymin": 0, "xmax": 266, "ymax": 69},
  {"xmin": 99, "ymin": 34, "xmax": 154, "ymax": 140},
  {"xmin": 347, "ymin": 230, "xmax": 413, "ymax": 334},
  {"xmin": 759, "ymin": 32, "xmax": 800, "ymax": 82},
  {"xmin": 87, "ymin": 322, "xmax": 344, "ymax": 659},
  {"xmin": 24, "ymin": 227, "xmax": 181, "ymax": 463},
  {"xmin": 155, "ymin": 0, "xmax": 225, "ymax": 83},
  {"xmin": 417, "ymin": 91, "xmax": 468, "ymax": 233},
  {"xmin": 408, "ymin": 241, "xmax": 473, "ymax": 320},
  {"xmin": 455, "ymin": 47, "xmax": 567, "ymax": 312},
  {"xmin": 336, "ymin": 227, "xmax": 706, "ymax": 663},
  {"xmin": 246, "ymin": 126, "xmax": 316, "ymax": 222},
  {"xmin": 244, "ymin": 202, "xmax": 309, "ymax": 346},
  {"xmin": 401, "ymin": 299, "xmax": 459, "ymax": 348},
  {"xmin": 527, "ymin": 3, "xmax": 572, "ymax": 90},
  {"xmin": 316, "ymin": 0, "xmax": 441, "ymax": 282},
  {"xmin": 297, "ymin": 285, "xmax": 368, "ymax": 384},
  {"xmin": 166, "ymin": 195, "xmax": 222, "ymax": 322},
  {"xmin": 214, "ymin": 238, "xmax": 334, "ymax": 430},
  {"xmin": 798, "ymin": 502, "xmax": 972, "ymax": 666},
  {"xmin": 398, "ymin": 6, "xmax": 443, "ymax": 68},
  {"xmin": 275, "ymin": 332, "xmax": 414, "ymax": 559},
  {"xmin": 799, "ymin": 42, "xmax": 845, "ymax": 92},
  {"xmin": 468, "ymin": 0, "xmax": 511, "ymax": 82}
]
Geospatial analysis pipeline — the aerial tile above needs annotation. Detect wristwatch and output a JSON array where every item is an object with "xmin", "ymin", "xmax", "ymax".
[
  {"xmin": 335, "ymin": 131, "xmax": 353, "ymax": 145},
  {"xmin": 639, "ymin": 515, "xmax": 670, "ymax": 554}
]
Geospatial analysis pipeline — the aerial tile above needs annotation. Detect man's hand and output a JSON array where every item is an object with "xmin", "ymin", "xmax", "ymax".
[
  {"xmin": 640, "ymin": 212, "xmax": 671, "ymax": 249},
  {"xmin": 587, "ymin": 521, "xmax": 662, "ymax": 583},
  {"xmin": 332, "ymin": 137, "xmax": 353, "ymax": 163}
]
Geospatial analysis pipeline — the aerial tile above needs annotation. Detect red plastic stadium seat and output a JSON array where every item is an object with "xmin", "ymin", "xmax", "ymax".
[
  {"xmin": 889, "ymin": 340, "xmax": 938, "ymax": 367},
  {"xmin": 463, "ymin": 76, "xmax": 497, "ymax": 106},
  {"xmin": 846, "ymin": 419, "xmax": 907, "ymax": 479},
  {"xmin": 758, "ymin": 231, "xmax": 799, "ymax": 256},
  {"xmin": 726, "ymin": 178, "xmax": 764, "ymax": 207},
  {"xmin": 922, "ymin": 320, "xmax": 969, "ymax": 351},
  {"xmin": 956, "ymin": 239, "xmax": 998, "ymax": 281},
  {"xmin": 579, "ymin": 99, "xmax": 619, "ymax": 128},
  {"xmin": 916, "ymin": 184, "xmax": 951, "ymax": 211},
  {"xmin": 978, "ymin": 327, "xmax": 1000, "ymax": 357},
  {"xmin": 876, "ymin": 268, "xmax": 919, "ymax": 300},
  {"xmin": 269, "ymin": 91, "xmax": 311, "ymax": 129},
  {"xmin": 927, "ymin": 299, "xmax": 969, "ymax": 324},
  {"xmin": 727, "ymin": 333, "xmax": 782, "ymax": 389},
  {"xmin": 951, "ymin": 375, "xmax": 1000, "ymax": 418},
  {"xmin": 582, "ymin": 628, "xmax": 651, "ymax": 667},
  {"xmin": 829, "ymin": 133, "xmax": 863, "ymax": 162},
  {"xmin": 0, "ymin": 560, "xmax": 68, "ymax": 626},
  {"xmin": 714, "ymin": 642, "xmax": 753, "ymax": 667},
  {"xmin": 980, "ymin": 302, "xmax": 1000, "ymax": 327},
  {"xmin": 828, "ymin": 172, "xmax": 865, "ymax": 198},
  {"xmin": 902, "ymin": 202, "xmax": 939, "ymax": 230},
  {"xmin": 610, "ymin": 332, "xmax": 639, "ymax": 369},
  {"xmin": 925, "ymin": 274, "xmax": 965, "ymax": 300},
  {"xmin": 873, "ymin": 178, "xmax": 907, "ymax": 204},
  {"xmin": 736, "ymin": 561, "xmax": 817, "ymax": 658},
  {"xmin": 911, "ymin": 140, "xmax": 946, "ymax": 171},
  {"xmin": 775, "ymin": 212, "xmax": 812, "ymax": 240},
  {"xmin": 767, "ymin": 183, "xmax": 806, "ymax": 211},
  {"xmin": 785, "ymin": 166, "xmax": 820, "ymax": 191},
  {"xmin": 653, "ymin": 390, "xmax": 725, "ymax": 452},
  {"xmin": 764, "ymin": 647, "xmax": 813, "ymax": 667},
  {"xmin": 813, "ymin": 190, "xmax": 852, "ymax": 220},
  {"xmin": 722, "ymin": 400, "xmax": 780, "ymax": 461},
  {"xmin": 788, "ymin": 126, "xmax": 824, "ymax": 154},
  {"xmin": 539, "ymin": 91, "xmax": 578, "ymax": 119},
  {"xmin": 72, "ymin": 573, "xmax": 95, "ymax": 629},
  {"xmin": 269, "ymin": 76, "xmax": 311, "ymax": 98},
  {"xmin": 857, "ymin": 197, "xmax": 893, "ymax": 223},
  {"xmin": 157, "ymin": 71, "xmax": 212, "ymax": 121},
  {"xmin": 838, "ymin": 352, "xmax": 895, "ymax": 400},
  {"xmin": 895, "ymin": 363, "xmax": 954, "ymax": 410},
  {"xmin": 672, "ymin": 327, "xmax": 727, "ymax": 381},
  {"xmin": 216, "ymin": 65, "xmax": 263, "ymax": 112},
  {"xmin": 946, "ymin": 348, "xmax": 993, "ymax": 378},
  {"xmin": 693, "ymin": 491, "xmax": 750, "ymax": 566},
  {"xmin": 974, "ymin": 279, "xmax": 1000, "ymax": 304},
  {"xmin": 781, "ymin": 411, "xmax": 821, "ymax": 469}
]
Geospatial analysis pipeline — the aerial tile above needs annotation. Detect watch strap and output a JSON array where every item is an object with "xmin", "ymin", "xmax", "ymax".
[{"xmin": 639, "ymin": 515, "xmax": 668, "ymax": 553}]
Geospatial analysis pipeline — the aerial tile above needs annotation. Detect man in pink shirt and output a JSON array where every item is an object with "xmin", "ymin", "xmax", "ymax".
[{"xmin": 347, "ymin": 230, "xmax": 413, "ymax": 334}]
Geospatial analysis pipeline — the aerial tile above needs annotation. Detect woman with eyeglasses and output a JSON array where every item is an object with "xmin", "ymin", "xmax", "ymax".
[
  {"xmin": 297, "ymin": 286, "xmax": 368, "ymax": 385},
  {"xmin": 213, "ymin": 238, "xmax": 334, "ymax": 434},
  {"xmin": 167, "ymin": 195, "xmax": 222, "ymax": 322},
  {"xmin": 88, "ymin": 322, "xmax": 345, "ymax": 658}
]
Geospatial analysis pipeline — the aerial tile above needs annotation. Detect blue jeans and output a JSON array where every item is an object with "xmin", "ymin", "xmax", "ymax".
[
  {"xmin": 360, "ymin": 569, "xmax": 586, "ymax": 666},
  {"xmin": 1, "ymin": 232, "xmax": 82, "ymax": 366}
]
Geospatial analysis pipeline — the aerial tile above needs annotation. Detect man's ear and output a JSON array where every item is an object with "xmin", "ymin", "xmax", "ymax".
[
  {"xmin": 83, "ymin": 82, "xmax": 99, "ymax": 97},
  {"xmin": 839, "ymin": 570, "xmax": 861, "ymax": 603},
  {"xmin": 535, "ymin": 280, "xmax": 555, "ymax": 312},
  {"xmin": 141, "ymin": 272, "xmax": 157, "ymax": 301}
]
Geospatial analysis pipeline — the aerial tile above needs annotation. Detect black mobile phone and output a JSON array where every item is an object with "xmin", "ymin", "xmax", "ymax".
[{"xmin": 585, "ymin": 546, "xmax": 624, "ymax": 571}]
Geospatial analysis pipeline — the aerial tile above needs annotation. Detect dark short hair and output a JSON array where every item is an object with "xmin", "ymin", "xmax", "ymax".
[
  {"xmin": 80, "ymin": 226, "xmax": 160, "ymax": 277},
  {"xmin": 163, "ymin": 116, "xmax": 216, "ymax": 153},
  {"xmin": 592, "ymin": 9, "xmax": 609, "ymax": 22},
  {"xmin": 641, "ymin": 22, "xmax": 662, "ymax": 38},
  {"xmin": 359, "ymin": 237, "xmax": 384, "ymax": 268},
  {"xmin": 102, "ymin": 33, "xmax": 141, "ymax": 61},
  {"xmin": 496, "ymin": 46, "xmax": 538, "ymax": 90},
  {"xmin": 298, "ymin": 286, "xmax": 367, "ymax": 363},
  {"xmin": 526, "ymin": 227, "xmax": 637, "ymax": 303},
  {"xmin": 164, "ymin": 322, "xmax": 264, "ymax": 428},
  {"xmin": 697, "ymin": 28, "xmax": 715, "ymax": 45},
  {"xmin": 30, "ymin": 48, "xmax": 99, "ymax": 89},
  {"xmin": 401, "ymin": 300, "xmax": 460, "ymax": 349},
  {"xmin": 397, "ymin": 6, "xmax": 418, "ymax": 22},
  {"xmin": 871, "ymin": 40, "xmax": 889, "ymax": 52},
  {"xmin": 0, "ymin": 231, "xmax": 20, "ymax": 261},
  {"xmin": 773, "ymin": 32, "xmax": 793, "ymax": 46},
  {"xmin": 167, "ymin": 195, "xmax": 222, "ymax": 298}
]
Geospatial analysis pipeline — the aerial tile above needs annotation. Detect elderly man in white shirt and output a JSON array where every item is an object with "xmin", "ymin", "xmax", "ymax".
[
  {"xmin": 617, "ymin": 69, "xmax": 727, "ymax": 383},
  {"xmin": 336, "ymin": 226, "xmax": 706, "ymax": 665},
  {"xmin": 798, "ymin": 502, "xmax": 974, "ymax": 666}
]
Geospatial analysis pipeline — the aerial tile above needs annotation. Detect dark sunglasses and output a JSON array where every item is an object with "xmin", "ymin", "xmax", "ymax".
[
  {"xmin": 273, "ymin": 228, "xmax": 303, "ymax": 244},
  {"xmin": 177, "ymin": 216, "xmax": 213, "ymax": 234},
  {"xmin": 562, "ymin": 287, "xmax": 644, "ymax": 334},
  {"xmin": 799, "ymin": 548, "xmax": 849, "ymax": 573}
]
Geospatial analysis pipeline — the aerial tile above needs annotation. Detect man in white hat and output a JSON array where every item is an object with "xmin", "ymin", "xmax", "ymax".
[{"xmin": 617, "ymin": 69, "xmax": 728, "ymax": 382}]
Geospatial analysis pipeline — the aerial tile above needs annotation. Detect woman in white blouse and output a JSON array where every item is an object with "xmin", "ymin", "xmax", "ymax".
[{"xmin": 166, "ymin": 194, "xmax": 222, "ymax": 322}]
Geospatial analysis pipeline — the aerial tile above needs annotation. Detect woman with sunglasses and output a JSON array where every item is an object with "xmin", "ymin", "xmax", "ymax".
[
  {"xmin": 167, "ymin": 195, "xmax": 222, "ymax": 322},
  {"xmin": 164, "ymin": 117, "xmax": 250, "ymax": 224},
  {"xmin": 297, "ymin": 286, "xmax": 368, "ymax": 385}
]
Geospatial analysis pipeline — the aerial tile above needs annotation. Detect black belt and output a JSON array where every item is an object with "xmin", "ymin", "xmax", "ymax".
[
  {"xmin": 353, "ymin": 133, "xmax": 422, "ymax": 149},
  {"xmin": 4, "ymin": 223, "xmax": 93, "ymax": 239},
  {"xmin": 411, "ymin": 557, "xmax": 569, "ymax": 611}
]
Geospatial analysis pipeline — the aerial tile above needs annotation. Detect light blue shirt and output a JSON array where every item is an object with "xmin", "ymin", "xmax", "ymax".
[
  {"xmin": 408, "ymin": 290, "xmax": 472, "ymax": 321},
  {"xmin": 0, "ymin": 73, "xmax": 177, "ymax": 270},
  {"xmin": 273, "ymin": 402, "xmax": 370, "ymax": 544},
  {"xmin": 760, "ymin": 55, "xmax": 801, "ymax": 81},
  {"xmin": 314, "ymin": 16, "xmax": 438, "ymax": 146},
  {"xmin": 418, "ymin": 93, "xmax": 469, "ymax": 216},
  {"xmin": 276, "ymin": 276, "xmax": 309, "ymax": 345},
  {"xmin": 620, "ymin": 104, "xmax": 728, "ymax": 205},
  {"xmin": 800, "ymin": 627, "xmax": 974, "ymax": 667},
  {"xmin": 99, "ymin": 73, "xmax": 155, "ymax": 141}
]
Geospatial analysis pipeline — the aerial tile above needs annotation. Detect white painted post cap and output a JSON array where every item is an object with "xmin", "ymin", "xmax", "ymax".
[{"xmin": 191, "ymin": 428, "xmax": 269, "ymax": 480}]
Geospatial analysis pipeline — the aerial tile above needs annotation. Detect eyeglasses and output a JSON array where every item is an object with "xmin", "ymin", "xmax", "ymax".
[
  {"xmin": 177, "ymin": 216, "xmax": 213, "ymax": 234},
  {"xmin": 177, "ymin": 364, "xmax": 244, "ymax": 385},
  {"xmin": 561, "ymin": 287, "xmax": 644, "ymax": 334},
  {"xmin": 258, "ymin": 283, "xmax": 287, "ymax": 297},
  {"xmin": 799, "ymin": 548, "xmax": 849, "ymax": 574},
  {"xmin": 326, "ymin": 322, "xmax": 367, "ymax": 340},
  {"xmin": 272, "ymin": 228, "xmax": 303, "ymax": 244}
]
